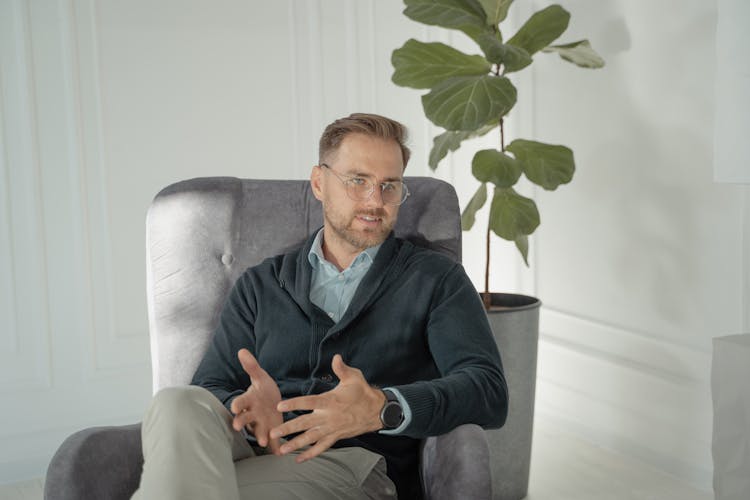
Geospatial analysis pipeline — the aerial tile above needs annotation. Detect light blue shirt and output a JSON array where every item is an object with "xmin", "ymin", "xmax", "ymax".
[
  {"xmin": 308, "ymin": 229, "xmax": 380, "ymax": 323},
  {"xmin": 307, "ymin": 229, "xmax": 411, "ymax": 434}
]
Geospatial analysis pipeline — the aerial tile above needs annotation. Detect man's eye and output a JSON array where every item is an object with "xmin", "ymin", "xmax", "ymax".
[
  {"xmin": 382, "ymin": 183, "xmax": 397, "ymax": 192},
  {"xmin": 350, "ymin": 177, "xmax": 367, "ymax": 186}
]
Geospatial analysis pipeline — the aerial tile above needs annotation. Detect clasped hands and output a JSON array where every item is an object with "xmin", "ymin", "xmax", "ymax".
[{"xmin": 230, "ymin": 348, "xmax": 386, "ymax": 463}]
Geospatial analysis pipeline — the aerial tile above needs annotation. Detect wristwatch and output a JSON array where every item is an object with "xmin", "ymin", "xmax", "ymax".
[{"xmin": 379, "ymin": 389, "xmax": 404, "ymax": 430}]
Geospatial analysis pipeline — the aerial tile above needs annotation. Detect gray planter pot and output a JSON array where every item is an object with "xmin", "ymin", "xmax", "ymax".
[{"xmin": 485, "ymin": 293, "xmax": 541, "ymax": 500}]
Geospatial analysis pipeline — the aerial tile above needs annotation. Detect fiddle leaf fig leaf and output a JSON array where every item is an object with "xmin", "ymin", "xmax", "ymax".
[
  {"xmin": 489, "ymin": 187, "xmax": 540, "ymax": 241},
  {"xmin": 498, "ymin": 43, "xmax": 532, "ymax": 73},
  {"xmin": 472, "ymin": 149, "xmax": 522, "ymax": 187},
  {"xmin": 404, "ymin": 0, "xmax": 488, "ymax": 41},
  {"xmin": 507, "ymin": 139, "xmax": 575, "ymax": 190},
  {"xmin": 430, "ymin": 131, "xmax": 472, "ymax": 170},
  {"xmin": 476, "ymin": 31, "xmax": 503, "ymax": 62},
  {"xmin": 422, "ymin": 75, "xmax": 517, "ymax": 131},
  {"xmin": 429, "ymin": 123, "xmax": 495, "ymax": 170},
  {"xmin": 507, "ymin": 4, "xmax": 570, "ymax": 55},
  {"xmin": 461, "ymin": 183, "xmax": 488, "ymax": 230},
  {"xmin": 515, "ymin": 234, "xmax": 529, "ymax": 265},
  {"xmin": 477, "ymin": 32, "xmax": 532, "ymax": 73},
  {"xmin": 392, "ymin": 39, "xmax": 491, "ymax": 90},
  {"xmin": 477, "ymin": 0, "xmax": 513, "ymax": 25},
  {"xmin": 542, "ymin": 39, "xmax": 605, "ymax": 68}
]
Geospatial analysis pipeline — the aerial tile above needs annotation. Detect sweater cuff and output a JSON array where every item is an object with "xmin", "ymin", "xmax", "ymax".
[{"xmin": 390, "ymin": 382, "xmax": 436, "ymax": 435}]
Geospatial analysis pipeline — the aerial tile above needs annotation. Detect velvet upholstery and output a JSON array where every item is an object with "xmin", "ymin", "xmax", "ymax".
[{"xmin": 45, "ymin": 177, "xmax": 495, "ymax": 500}]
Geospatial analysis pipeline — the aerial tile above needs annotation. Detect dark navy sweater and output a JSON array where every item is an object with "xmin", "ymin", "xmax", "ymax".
[{"xmin": 192, "ymin": 232, "xmax": 508, "ymax": 498}]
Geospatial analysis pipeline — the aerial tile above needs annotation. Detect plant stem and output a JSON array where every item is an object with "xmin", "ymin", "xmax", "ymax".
[
  {"xmin": 484, "ymin": 223, "xmax": 491, "ymax": 308},
  {"xmin": 483, "ymin": 117, "xmax": 507, "ymax": 310},
  {"xmin": 500, "ymin": 116, "xmax": 506, "ymax": 152}
]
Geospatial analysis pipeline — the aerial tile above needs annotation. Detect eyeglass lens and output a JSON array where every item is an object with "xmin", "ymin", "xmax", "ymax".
[{"xmin": 348, "ymin": 179, "xmax": 406, "ymax": 205}]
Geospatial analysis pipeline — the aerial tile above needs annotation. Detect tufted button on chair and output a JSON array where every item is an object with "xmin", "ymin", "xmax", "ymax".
[{"xmin": 44, "ymin": 177, "xmax": 496, "ymax": 500}]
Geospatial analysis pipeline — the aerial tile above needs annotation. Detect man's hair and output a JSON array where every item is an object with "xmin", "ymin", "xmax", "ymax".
[{"xmin": 318, "ymin": 113, "xmax": 411, "ymax": 168}]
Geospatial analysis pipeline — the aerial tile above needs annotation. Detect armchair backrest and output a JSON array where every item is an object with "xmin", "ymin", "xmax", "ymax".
[{"xmin": 145, "ymin": 176, "xmax": 462, "ymax": 392}]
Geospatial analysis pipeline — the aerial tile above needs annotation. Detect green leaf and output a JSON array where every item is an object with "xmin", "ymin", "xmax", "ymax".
[
  {"xmin": 500, "ymin": 43, "xmax": 533, "ymax": 73},
  {"xmin": 542, "ymin": 39, "xmax": 605, "ymax": 68},
  {"xmin": 488, "ymin": 187, "xmax": 540, "ymax": 240},
  {"xmin": 476, "ymin": 32, "xmax": 504, "ymax": 63},
  {"xmin": 477, "ymin": 0, "xmax": 513, "ymax": 25},
  {"xmin": 477, "ymin": 32, "xmax": 532, "ymax": 73},
  {"xmin": 391, "ymin": 39, "xmax": 491, "ymax": 90},
  {"xmin": 422, "ymin": 75, "xmax": 517, "ymax": 131},
  {"xmin": 471, "ymin": 149, "xmax": 522, "ymax": 187},
  {"xmin": 506, "ymin": 139, "xmax": 575, "ymax": 190},
  {"xmin": 515, "ymin": 234, "xmax": 530, "ymax": 265},
  {"xmin": 430, "ymin": 131, "xmax": 472, "ymax": 170},
  {"xmin": 461, "ymin": 183, "xmax": 488, "ymax": 230},
  {"xmin": 428, "ymin": 124, "xmax": 495, "ymax": 169},
  {"xmin": 404, "ymin": 0, "xmax": 488, "ymax": 41},
  {"xmin": 507, "ymin": 4, "xmax": 570, "ymax": 55}
]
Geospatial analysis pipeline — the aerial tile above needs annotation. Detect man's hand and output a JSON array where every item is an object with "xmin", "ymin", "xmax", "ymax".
[
  {"xmin": 230, "ymin": 349, "xmax": 283, "ymax": 455},
  {"xmin": 269, "ymin": 354, "xmax": 386, "ymax": 463}
]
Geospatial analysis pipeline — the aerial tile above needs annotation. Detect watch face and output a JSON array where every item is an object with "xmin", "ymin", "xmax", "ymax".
[{"xmin": 382, "ymin": 401, "xmax": 403, "ymax": 429}]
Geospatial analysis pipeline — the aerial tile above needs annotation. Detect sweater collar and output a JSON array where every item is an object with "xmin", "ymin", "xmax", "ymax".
[{"xmin": 284, "ymin": 229, "xmax": 403, "ymax": 327}]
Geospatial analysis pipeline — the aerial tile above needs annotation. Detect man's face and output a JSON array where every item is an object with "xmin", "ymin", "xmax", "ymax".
[{"xmin": 311, "ymin": 133, "xmax": 404, "ymax": 255}]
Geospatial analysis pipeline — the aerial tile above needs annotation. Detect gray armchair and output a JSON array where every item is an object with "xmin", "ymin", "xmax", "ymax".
[{"xmin": 45, "ymin": 177, "xmax": 496, "ymax": 500}]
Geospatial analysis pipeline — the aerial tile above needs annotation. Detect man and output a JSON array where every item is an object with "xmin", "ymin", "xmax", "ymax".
[{"xmin": 132, "ymin": 113, "xmax": 507, "ymax": 500}]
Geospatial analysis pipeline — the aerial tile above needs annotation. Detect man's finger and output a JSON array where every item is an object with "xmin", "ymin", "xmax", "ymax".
[
  {"xmin": 237, "ymin": 348, "xmax": 263, "ymax": 380},
  {"xmin": 270, "ymin": 413, "xmax": 316, "ymax": 440},
  {"xmin": 267, "ymin": 436, "xmax": 283, "ymax": 456},
  {"xmin": 232, "ymin": 409, "xmax": 255, "ymax": 431},
  {"xmin": 279, "ymin": 426, "xmax": 327, "ymax": 456},
  {"xmin": 253, "ymin": 423, "xmax": 270, "ymax": 447},
  {"xmin": 295, "ymin": 436, "xmax": 337, "ymax": 463},
  {"xmin": 277, "ymin": 394, "xmax": 324, "ymax": 413},
  {"xmin": 230, "ymin": 393, "xmax": 249, "ymax": 415}
]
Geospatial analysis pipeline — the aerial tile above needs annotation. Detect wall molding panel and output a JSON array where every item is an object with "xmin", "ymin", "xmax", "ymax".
[
  {"xmin": 0, "ymin": 0, "xmax": 53, "ymax": 392},
  {"xmin": 0, "ymin": 85, "xmax": 17, "ymax": 356},
  {"xmin": 70, "ymin": 0, "xmax": 150, "ymax": 372}
]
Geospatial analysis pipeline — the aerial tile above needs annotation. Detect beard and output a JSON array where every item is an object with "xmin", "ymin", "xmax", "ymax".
[{"xmin": 324, "ymin": 206, "xmax": 395, "ymax": 251}]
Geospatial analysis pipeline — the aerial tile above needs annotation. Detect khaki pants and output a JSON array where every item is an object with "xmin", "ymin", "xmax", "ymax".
[{"xmin": 131, "ymin": 386, "xmax": 397, "ymax": 500}]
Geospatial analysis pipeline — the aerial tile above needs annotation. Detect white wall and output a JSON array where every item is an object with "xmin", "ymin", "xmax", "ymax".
[
  {"xmin": 0, "ymin": 0, "xmax": 742, "ymax": 492},
  {"xmin": 0, "ymin": 0, "xmax": 433, "ymax": 483},
  {"xmin": 528, "ymin": 0, "xmax": 745, "ymax": 491}
]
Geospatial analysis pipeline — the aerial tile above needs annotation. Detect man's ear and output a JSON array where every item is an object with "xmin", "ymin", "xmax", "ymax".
[{"xmin": 310, "ymin": 165, "xmax": 324, "ymax": 201}]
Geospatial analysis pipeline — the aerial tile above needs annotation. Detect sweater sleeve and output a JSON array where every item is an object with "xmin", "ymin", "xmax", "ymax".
[
  {"xmin": 390, "ymin": 264, "xmax": 508, "ymax": 438},
  {"xmin": 190, "ymin": 272, "xmax": 257, "ymax": 411}
]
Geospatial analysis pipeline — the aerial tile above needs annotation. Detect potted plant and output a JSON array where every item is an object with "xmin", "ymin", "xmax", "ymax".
[{"xmin": 391, "ymin": 1, "xmax": 604, "ymax": 498}]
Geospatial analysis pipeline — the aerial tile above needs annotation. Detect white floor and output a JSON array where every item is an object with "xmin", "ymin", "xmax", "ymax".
[
  {"xmin": 0, "ymin": 417, "xmax": 712, "ymax": 500},
  {"xmin": 526, "ymin": 419, "xmax": 711, "ymax": 500}
]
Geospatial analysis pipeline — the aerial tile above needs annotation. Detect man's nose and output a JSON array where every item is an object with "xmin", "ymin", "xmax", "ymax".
[{"xmin": 365, "ymin": 186, "xmax": 386, "ymax": 207}]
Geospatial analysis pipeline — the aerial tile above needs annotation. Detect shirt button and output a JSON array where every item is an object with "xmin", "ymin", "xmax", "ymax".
[
  {"xmin": 337, "ymin": 274, "xmax": 344, "ymax": 280},
  {"xmin": 321, "ymin": 374, "xmax": 333, "ymax": 383},
  {"xmin": 327, "ymin": 312, "xmax": 335, "ymax": 318}
]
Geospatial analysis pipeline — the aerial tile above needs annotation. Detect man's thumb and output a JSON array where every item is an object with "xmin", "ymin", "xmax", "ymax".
[{"xmin": 331, "ymin": 354, "xmax": 356, "ymax": 380}]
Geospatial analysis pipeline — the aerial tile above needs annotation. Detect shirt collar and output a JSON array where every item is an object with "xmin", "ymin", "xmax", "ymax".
[{"xmin": 307, "ymin": 228, "xmax": 382, "ymax": 270}]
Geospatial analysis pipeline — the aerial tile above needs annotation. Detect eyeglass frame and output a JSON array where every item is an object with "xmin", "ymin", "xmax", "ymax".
[{"xmin": 318, "ymin": 163, "xmax": 410, "ymax": 206}]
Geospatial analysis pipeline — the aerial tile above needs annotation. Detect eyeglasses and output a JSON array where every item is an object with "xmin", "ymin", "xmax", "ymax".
[{"xmin": 320, "ymin": 163, "xmax": 410, "ymax": 206}]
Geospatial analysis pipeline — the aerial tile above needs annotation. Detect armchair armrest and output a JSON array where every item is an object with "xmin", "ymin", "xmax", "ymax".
[
  {"xmin": 45, "ymin": 424, "xmax": 142, "ymax": 500},
  {"xmin": 46, "ymin": 422, "xmax": 490, "ymax": 500},
  {"xmin": 420, "ymin": 424, "xmax": 492, "ymax": 500}
]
